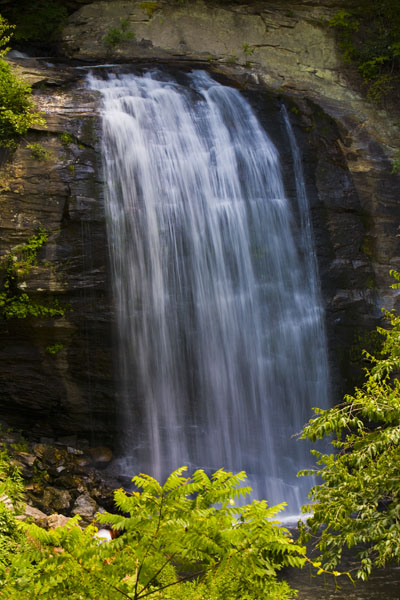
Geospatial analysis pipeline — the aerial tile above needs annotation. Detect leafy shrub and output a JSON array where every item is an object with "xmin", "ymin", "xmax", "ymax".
[
  {"xmin": 0, "ymin": 230, "xmax": 65, "ymax": 320},
  {"xmin": 328, "ymin": 3, "xmax": 400, "ymax": 104},
  {"xmin": 242, "ymin": 43, "xmax": 255, "ymax": 57},
  {"xmin": 0, "ymin": 505, "xmax": 28, "ymax": 572},
  {"xmin": 0, "ymin": 446, "xmax": 30, "ymax": 579},
  {"xmin": 139, "ymin": 2, "xmax": 159, "ymax": 18},
  {"xmin": 0, "ymin": 15, "xmax": 46, "ymax": 148},
  {"xmin": 0, "ymin": 447, "xmax": 24, "ymax": 507},
  {"xmin": 26, "ymin": 143, "xmax": 52, "ymax": 161},
  {"xmin": 1, "ymin": 467, "xmax": 306, "ymax": 599},
  {"xmin": 59, "ymin": 132, "xmax": 74, "ymax": 147},
  {"xmin": 0, "ymin": 60, "xmax": 46, "ymax": 148},
  {"xmin": 104, "ymin": 19, "xmax": 135, "ymax": 48},
  {"xmin": 0, "ymin": 13, "xmax": 13, "ymax": 56},
  {"xmin": 299, "ymin": 272, "xmax": 400, "ymax": 580},
  {"xmin": 2, "ymin": 1, "xmax": 68, "ymax": 44},
  {"xmin": 45, "ymin": 343, "xmax": 63, "ymax": 355},
  {"xmin": 391, "ymin": 150, "xmax": 400, "ymax": 174}
]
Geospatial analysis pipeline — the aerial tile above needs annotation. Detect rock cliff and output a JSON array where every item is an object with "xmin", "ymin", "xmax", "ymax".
[
  {"xmin": 60, "ymin": 0, "xmax": 400, "ymax": 311},
  {"xmin": 1, "ymin": 0, "xmax": 399, "ymax": 443},
  {"xmin": 0, "ymin": 60, "xmax": 115, "ymax": 442}
]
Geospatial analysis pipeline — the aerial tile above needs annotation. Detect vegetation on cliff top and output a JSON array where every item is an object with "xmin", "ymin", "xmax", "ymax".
[
  {"xmin": 1, "ymin": 0, "xmax": 67, "ymax": 45},
  {"xmin": 328, "ymin": 1, "xmax": 400, "ymax": 106}
]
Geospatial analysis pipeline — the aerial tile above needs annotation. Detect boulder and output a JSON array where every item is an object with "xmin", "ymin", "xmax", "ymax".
[
  {"xmin": 71, "ymin": 492, "xmax": 98, "ymax": 521},
  {"xmin": 14, "ymin": 452, "xmax": 36, "ymax": 468},
  {"xmin": 47, "ymin": 513, "xmax": 71, "ymax": 529},
  {"xmin": 41, "ymin": 487, "xmax": 72, "ymax": 513},
  {"xmin": 22, "ymin": 504, "xmax": 48, "ymax": 527}
]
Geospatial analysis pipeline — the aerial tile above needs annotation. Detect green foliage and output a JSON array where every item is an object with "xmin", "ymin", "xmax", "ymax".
[
  {"xmin": 391, "ymin": 151, "xmax": 400, "ymax": 174},
  {"xmin": 242, "ymin": 43, "xmax": 255, "ymax": 57},
  {"xmin": 0, "ymin": 15, "xmax": 46, "ymax": 148},
  {"xmin": 328, "ymin": 2, "xmax": 400, "ymax": 103},
  {"xmin": 0, "ymin": 60, "xmax": 46, "ymax": 148},
  {"xmin": 0, "ymin": 14, "xmax": 14, "ymax": 57},
  {"xmin": 0, "ymin": 444, "xmax": 27, "ymax": 568},
  {"xmin": 2, "ymin": 1, "xmax": 68, "ymax": 44},
  {"xmin": 1, "ymin": 294, "xmax": 64, "ymax": 319},
  {"xmin": 45, "ymin": 343, "xmax": 63, "ymax": 355},
  {"xmin": 299, "ymin": 276, "xmax": 400, "ymax": 580},
  {"xmin": 0, "ymin": 467, "xmax": 306, "ymax": 599},
  {"xmin": 0, "ymin": 505, "xmax": 29, "ymax": 573},
  {"xmin": 225, "ymin": 54, "xmax": 237, "ymax": 65},
  {"xmin": 59, "ymin": 132, "xmax": 74, "ymax": 147},
  {"xmin": 329, "ymin": 10, "xmax": 359, "ymax": 32},
  {"xmin": 31, "ymin": 464, "xmax": 50, "ymax": 487},
  {"xmin": 139, "ymin": 2, "xmax": 159, "ymax": 18},
  {"xmin": 348, "ymin": 327, "xmax": 382, "ymax": 365},
  {"xmin": 0, "ymin": 443, "xmax": 31, "ymax": 572},
  {"xmin": 26, "ymin": 143, "xmax": 52, "ymax": 161},
  {"xmin": 16, "ymin": 229, "xmax": 48, "ymax": 272},
  {"xmin": 104, "ymin": 19, "xmax": 135, "ymax": 48},
  {"xmin": 390, "ymin": 268, "xmax": 400, "ymax": 289},
  {"xmin": 0, "ymin": 447, "xmax": 25, "ymax": 508},
  {"xmin": 1, "ymin": 228, "xmax": 49, "ymax": 276},
  {"xmin": 10, "ymin": 441, "xmax": 29, "ymax": 453},
  {"xmin": 0, "ymin": 230, "xmax": 65, "ymax": 321}
]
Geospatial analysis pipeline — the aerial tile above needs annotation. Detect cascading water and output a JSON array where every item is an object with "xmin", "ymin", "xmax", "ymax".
[{"xmin": 89, "ymin": 69, "xmax": 330, "ymax": 516}]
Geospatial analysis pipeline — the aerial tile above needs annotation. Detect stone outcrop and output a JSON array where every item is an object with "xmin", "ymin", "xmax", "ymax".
[
  {"xmin": 0, "ymin": 0, "xmax": 399, "ymax": 441},
  {"xmin": 60, "ymin": 2, "xmax": 398, "ymax": 139},
  {"xmin": 60, "ymin": 1, "xmax": 400, "ymax": 287},
  {"xmin": 0, "ymin": 428, "xmax": 115, "ymax": 526},
  {"xmin": 0, "ymin": 59, "xmax": 115, "ymax": 442},
  {"xmin": 60, "ymin": 0, "xmax": 400, "ymax": 389}
]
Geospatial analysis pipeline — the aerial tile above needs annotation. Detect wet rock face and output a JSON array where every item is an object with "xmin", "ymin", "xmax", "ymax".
[
  {"xmin": 1, "ymin": 0, "xmax": 400, "ymax": 442},
  {"xmin": 60, "ymin": 1, "xmax": 400, "ymax": 289},
  {"xmin": 0, "ymin": 60, "xmax": 115, "ymax": 443},
  {"xmin": 281, "ymin": 97, "xmax": 388, "ymax": 392},
  {"xmin": 231, "ymin": 83, "xmax": 399, "ymax": 393}
]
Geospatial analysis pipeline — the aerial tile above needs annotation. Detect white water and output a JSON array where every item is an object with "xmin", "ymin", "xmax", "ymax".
[{"xmin": 89, "ymin": 69, "xmax": 330, "ymax": 515}]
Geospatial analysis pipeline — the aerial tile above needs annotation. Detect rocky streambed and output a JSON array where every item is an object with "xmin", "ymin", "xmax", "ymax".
[{"xmin": 0, "ymin": 423, "xmax": 119, "ymax": 528}]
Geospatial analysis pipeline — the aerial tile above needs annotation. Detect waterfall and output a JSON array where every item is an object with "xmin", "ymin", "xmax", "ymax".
[{"xmin": 89, "ymin": 69, "xmax": 330, "ymax": 516}]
